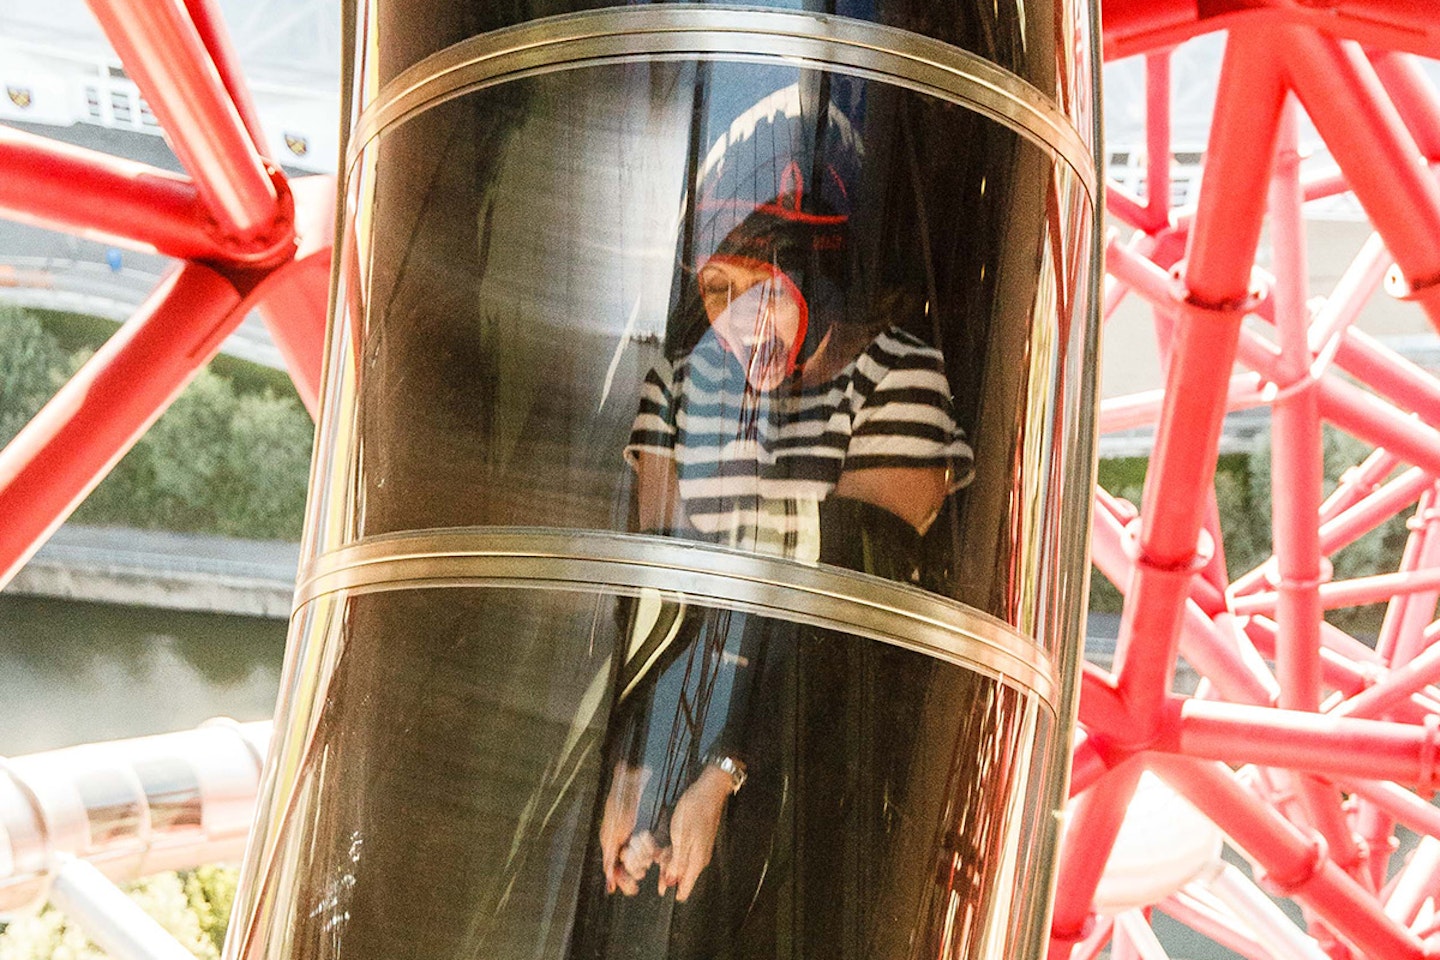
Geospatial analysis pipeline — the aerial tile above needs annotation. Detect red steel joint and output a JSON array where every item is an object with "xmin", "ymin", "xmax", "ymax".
[
  {"xmin": 211, "ymin": 162, "xmax": 298, "ymax": 270},
  {"xmin": 1267, "ymin": 556, "xmax": 1335, "ymax": 591},
  {"xmin": 1123, "ymin": 517, "xmax": 1215, "ymax": 574},
  {"xmin": 1421, "ymin": 715, "xmax": 1440, "ymax": 797},
  {"xmin": 1385, "ymin": 263, "xmax": 1440, "ymax": 314},
  {"xmin": 1406, "ymin": 503, "xmax": 1440, "ymax": 532},
  {"xmin": 1051, "ymin": 913, "xmax": 1097, "ymax": 945},
  {"xmin": 1170, "ymin": 262, "xmax": 1270, "ymax": 316},
  {"xmin": 1257, "ymin": 830, "xmax": 1329, "ymax": 897}
]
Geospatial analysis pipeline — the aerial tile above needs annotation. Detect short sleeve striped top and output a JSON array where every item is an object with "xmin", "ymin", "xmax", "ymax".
[{"xmin": 625, "ymin": 326, "xmax": 974, "ymax": 561}]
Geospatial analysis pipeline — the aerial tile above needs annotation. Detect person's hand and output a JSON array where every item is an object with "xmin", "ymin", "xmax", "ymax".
[
  {"xmin": 659, "ymin": 764, "xmax": 733, "ymax": 902},
  {"xmin": 600, "ymin": 762, "xmax": 652, "ymax": 895}
]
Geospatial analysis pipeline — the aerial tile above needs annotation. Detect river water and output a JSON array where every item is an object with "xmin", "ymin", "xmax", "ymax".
[{"xmin": 0, "ymin": 595, "xmax": 287, "ymax": 756}]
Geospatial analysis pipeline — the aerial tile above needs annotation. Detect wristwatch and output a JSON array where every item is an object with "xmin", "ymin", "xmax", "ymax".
[{"xmin": 704, "ymin": 753, "xmax": 748, "ymax": 794}]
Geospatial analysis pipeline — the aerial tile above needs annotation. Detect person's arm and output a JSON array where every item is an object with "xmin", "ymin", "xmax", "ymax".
[
  {"xmin": 634, "ymin": 451, "xmax": 691, "ymax": 534},
  {"xmin": 836, "ymin": 335, "xmax": 974, "ymax": 534},
  {"xmin": 832, "ymin": 464, "xmax": 949, "ymax": 533}
]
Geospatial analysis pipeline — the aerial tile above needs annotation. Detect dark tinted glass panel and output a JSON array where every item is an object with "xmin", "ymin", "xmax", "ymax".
[
  {"xmin": 323, "ymin": 61, "xmax": 1092, "ymax": 632},
  {"xmin": 364, "ymin": 0, "xmax": 1067, "ymax": 102},
  {"xmin": 241, "ymin": 587, "xmax": 1053, "ymax": 960}
]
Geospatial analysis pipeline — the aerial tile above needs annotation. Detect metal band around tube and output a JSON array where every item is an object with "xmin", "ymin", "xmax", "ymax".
[
  {"xmin": 295, "ymin": 528, "xmax": 1058, "ymax": 706},
  {"xmin": 346, "ymin": 5, "xmax": 1095, "ymax": 196}
]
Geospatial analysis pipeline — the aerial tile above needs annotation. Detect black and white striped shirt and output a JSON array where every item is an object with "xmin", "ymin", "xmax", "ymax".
[{"xmin": 626, "ymin": 326, "xmax": 974, "ymax": 560}]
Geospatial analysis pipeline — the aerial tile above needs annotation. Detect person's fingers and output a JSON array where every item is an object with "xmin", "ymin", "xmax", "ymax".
[
  {"xmin": 622, "ymin": 831, "xmax": 656, "ymax": 881},
  {"xmin": 662, "ymin": 835, "xmax": 690, "ymax": 897},
  {"xmin": 616, "ymin": 869, "xmax": 640, "ymax": 896},
  {"xmin": 676, "ymin": 840, "xmax": 709, "ymax": 902}
]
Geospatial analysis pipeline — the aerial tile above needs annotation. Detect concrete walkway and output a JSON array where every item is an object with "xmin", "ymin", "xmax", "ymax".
[{"xmin": 3, "ymin": 525, "xmax": 300, "ymax": 619}]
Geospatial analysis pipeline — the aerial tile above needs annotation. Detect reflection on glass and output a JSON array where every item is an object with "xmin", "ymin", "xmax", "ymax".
[
  {"xmin": 361, "ymin": 0, "xmax": 1073, "ymax": 112},
  {"xmin": 626, "ymin": 86, "xmax": 974, "ymax": 565},
  {"xmin": 245, "ymin": 29, "xmax": 1094, "ymax": 960},
  {"xmin": 321, "ymin": 62, "xmax": 1092, "ymax": 639},
  {"xmin": 574, "ymin": 596, "xmax": 1045, "ymax": 960},
  {"xmin": 238, "ymin": 587, "xmax": 1050, "ymax": 960}
]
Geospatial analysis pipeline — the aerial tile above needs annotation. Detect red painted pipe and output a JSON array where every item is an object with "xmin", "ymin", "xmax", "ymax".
[
  {"xmin": 1069, "ymin": 732, "xmax": 1112, "ymax": 798},
  {"xmin": 1170, "ymin": 698, "xmax": 1440, "ymax": 789},
  {"xmin": 85, "ymin": 0, "xmax": 287, "ymax": 249},
  {"xmin": 1151, "ymin": 755, "xmax": 1426, "ymax": 960},
  {"xmin": 1370, "ymin": 51, "xmax": 1440, "ymax": 161},
  {"xmin": 0, "ymin": 126, "xmax": 226, "ymax": 261},
  {"xmin": 1102, "ymin": 44, "xmax": 1287, "ymax": 729},
  {"xmin": 1049, "ymin": 759, "xmax": 1145, "ymax": 952},
  {"xmin": 1319, "ymin": 466, "xmax": 1430, "ymax": 556},
  {"xmin": 1282, "ymin": 30, "xmax": 1440, "ymax": 331},
  {"xmin": 1232, "ymin": 567, "xmax": 1440, "ymax": 615},
  {"xmin": 1334, "ymin": 328, "xmax": 1440, "ymax": 428},
  {"xmin": 181, "ymin": 0, "xmax": 272, "ymax": 158},
  {"xmin": 1333, "ymin": 638, "xmax": 1440, "ymax": 720},
  {"xmin": 1144, "ymin": 52, "xmax": 1172, "ymax": 226},
  {"xmin": 0, "ymin": 266, "xmax": 243, "ymax": 590},
  {"xmin": 1346, "ymin": 781, "xmax": 1440, "ymax": 844}
]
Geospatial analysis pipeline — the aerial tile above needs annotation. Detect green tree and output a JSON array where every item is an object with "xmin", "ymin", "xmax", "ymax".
[
  {"xmin": 0, "ymin": 867, "xmax": 238, "ymax": 960},
  {"xmin": 0, "ymin": 306, "xmax": 67, "ymax": 447}
]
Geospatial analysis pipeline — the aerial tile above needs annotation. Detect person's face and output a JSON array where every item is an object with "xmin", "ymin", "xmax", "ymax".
[{"xmin": 698, "ymin": 256, "xmax": 807, "ymax": 391}]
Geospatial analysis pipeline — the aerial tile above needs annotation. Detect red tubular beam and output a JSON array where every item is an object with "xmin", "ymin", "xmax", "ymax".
[
  {"xmin": 1384, "ymin": 493, "xmax": 1440, "ymax": 668},
  {"xmin": 1168, "ymin": 698, "xmax": 1440, "ymax": 789},
  {"xmin": 1098, "ymin": 374, "xmax": 1267, "ymax": 434},
  {"xmin": 1068, "ymin": 915, "xmax": 1115, "ymax": 960},
  {"xmin": 1111, "ymin": 36, "xmax": 1286, "ymax": 735},
  {"xmin": 1150, "ymin": 755, "xmax": 1425, "ymax": 960},
  {"xmin": 1334, "ymin": 328, "xmax": 1440, "ymax": 428},
  {"xmin": 1069, "ymin": 732, "xmax": 1111, "ymax": 798},
  {"xmin": 1079, "ymin": 664, "xmax": 1130, "ymax": 735},
  {"xmin": 181, "ymin": 0, "xmax": 271, "ymax": 157},
  {"xmin": 1369, "ymin": 51, "xmax": 1440, "ymax": 160},
  {"xmin": 86, "ymin": 0, "xmax": 284, "ymax": 245},
  {"xmin": 1106, "ymin": 186, "xmax": 1157, "ymax": 232},
  {"xmin": 1093, "ymin": 488, "xmax": 1277, "ymax": 707},
  {"xmin": 1181, "ymin": 35, "xmax": 1286, "ymax": 305},
  {"xmin": 248, "ymin": 177, "xmax": 338, "ymax": 416},
  {"xmin": 1244, "ymin": 616, "xmax": 1383, "ymax": 702},
  {"xmin": 1049, "ymin": 760, "xmax": 1145, "ymax": 953},
  {"xmin": 1303, "ymin": 170, "xmax": 1351, "ymax": 204},
  {"xmin": 1145, "ymin": 51, "xmax": 1172, "ymax": 224},
  {"xmin": 1282, "ymin": 31, "xmax": 1440, "ymax": 331},
  {"xmin": 1268, "ymin": 96, "xmax": 1324, "ymax": 713},
  {"xmin": 1158, "ymin": 894, "xmax": 1274, "ymax": 960},
  {"xmin": 0, "ymin": 266, "xmax": 243, "ymax": 590},
  {"xmin": 1320, "ymin": 466, "xmax": 1430, "ymax": 556},
  {"xmin": 0, "ymin": 126, "xmax": 226, "ymax": 261},
  {"xmin": 1306, "ymin": 231, "xmax": 1389, "ymax": 356},
  {"xmin": 1236, "ymin": 327, "xmax": 1440, "ymax": 477},
  {"xmin": 1346, "ymin": 781, "xmax": 1440, "ymax": 843},
  {"xmin": 1383, "ymin": 835, "xmax": 1440, "ymax": 929},
  {"xmin": 1232, "ymin": 567, "xmax": 1440, "ymax": 615}
]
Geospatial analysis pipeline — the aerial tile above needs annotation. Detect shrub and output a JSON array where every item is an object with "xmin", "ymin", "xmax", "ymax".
[{"xmin": 0, "ymin": 867, "xmax": 238, "ymax": 960}]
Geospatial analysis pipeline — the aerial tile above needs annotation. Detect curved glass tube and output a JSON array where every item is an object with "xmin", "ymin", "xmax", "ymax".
[
  {"xmin": 313, "ymin": 61, "xmax": 1093, "ymax": 648},
  {"xmin": 232, "ymin": 587, "xmax": 1057, "ymax": 960},
  {"xmin": 233, "ymin": 16, "xmax": 1098, "ymax": 960},
  {"xmin": 354, "ymin": 0, "xmax": 1094, "ymax": 142}
]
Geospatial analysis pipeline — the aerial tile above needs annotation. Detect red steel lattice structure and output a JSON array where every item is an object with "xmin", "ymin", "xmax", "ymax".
[{"xmin": 8, "ymin": 0, "xmax": 1440, "ymax": 958}]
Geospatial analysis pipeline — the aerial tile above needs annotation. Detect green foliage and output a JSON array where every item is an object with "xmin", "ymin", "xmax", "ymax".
[
  {"xmin": 1092, "ymin": 428, "xmax": 1409, "ymax": 634},
  {"xmin": 29, "ymin": 309, "xmax": 300, "ymax": 403},
  {"xmin": 0, "ymin": 867, "xmax": 238, "ymax": 960},
  {"xmin": 0, "ymin": 306, "xmax": 313, "ymax": 540},
  {"xmin": 0, "ymin": 306, "xmax": 68, "ymax": 447}
]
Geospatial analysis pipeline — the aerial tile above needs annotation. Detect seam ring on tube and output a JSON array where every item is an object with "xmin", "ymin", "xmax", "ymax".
[
  {"xmin": 345, "ymin": 4, "xmax": 1096, "ymax": 196},
  {"xmin": 295, "ymin": 529, "xmax": 1059, "ymax": 706}
]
